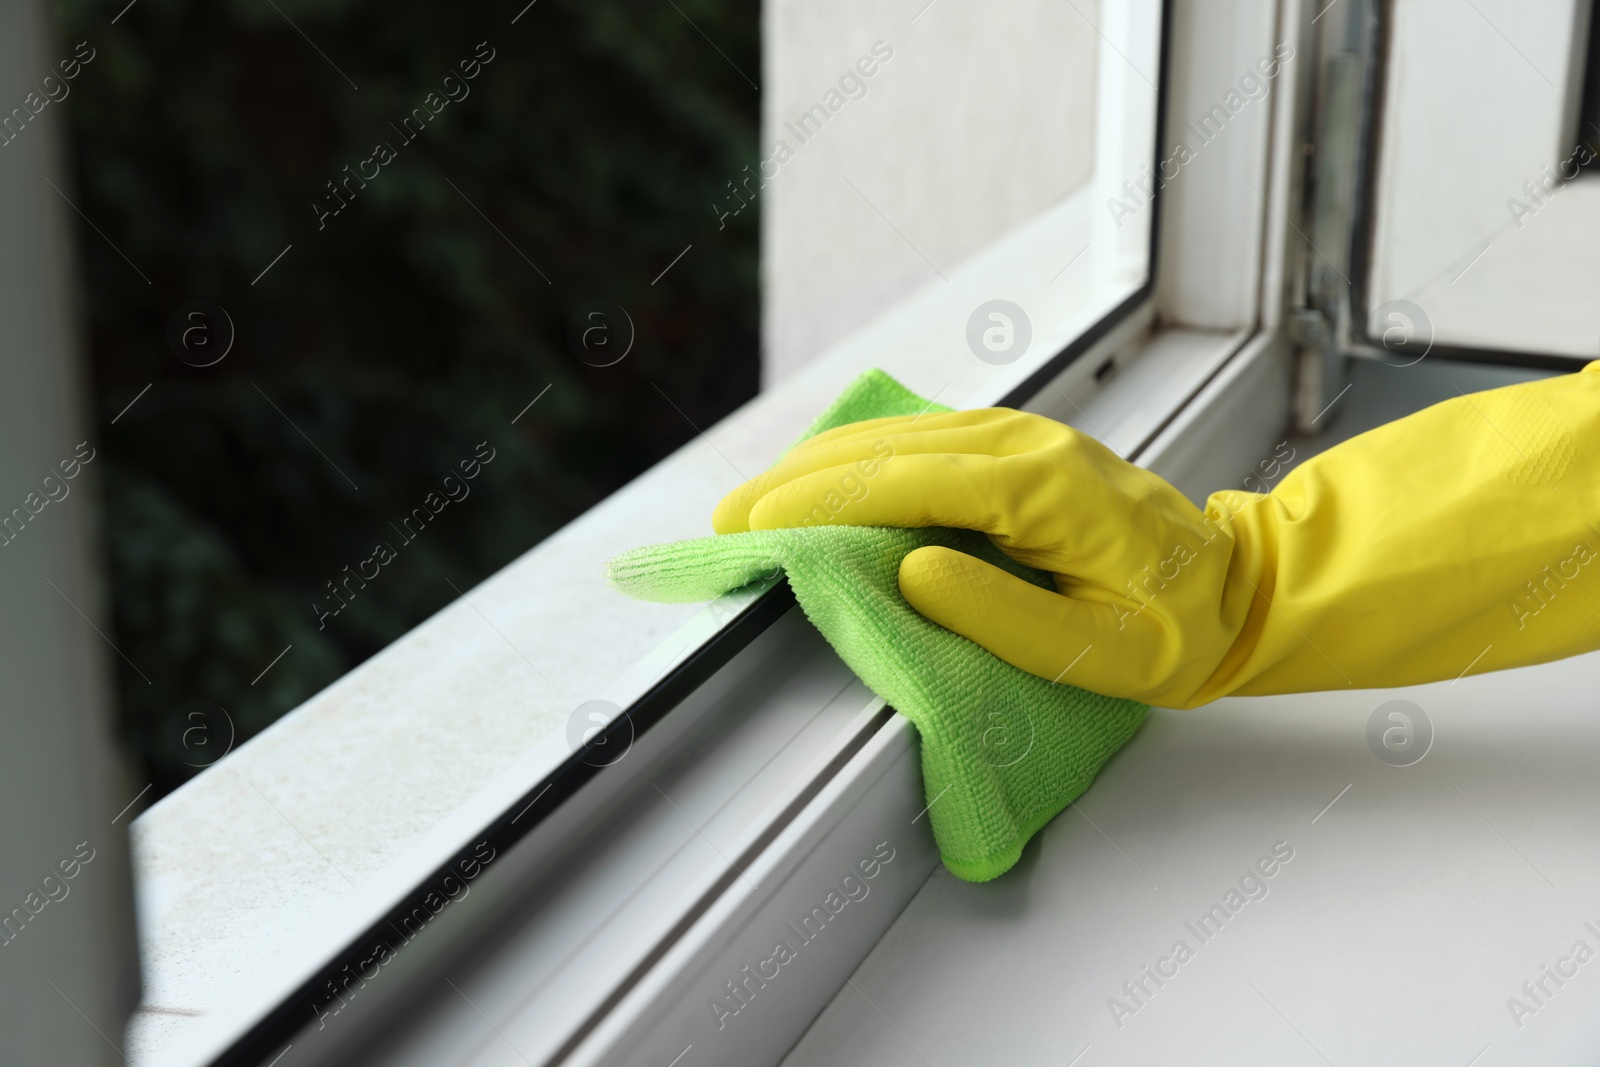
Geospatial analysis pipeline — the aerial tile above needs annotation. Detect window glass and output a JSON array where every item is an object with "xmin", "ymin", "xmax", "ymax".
[
  {"xmin": 1365, "ymin": 0, "xmax": 1598, "ymax": 359},
  {"xmin": 60, "ymin": 0, "xmax": 759, "ymax": 802},
  {"xmin": 762, "ymin": 1, "xmax": 1103, "ymax": 382},
  {"xmin": 27, "ymin": 0, "xmax": 1161, "ymax": 1055}
]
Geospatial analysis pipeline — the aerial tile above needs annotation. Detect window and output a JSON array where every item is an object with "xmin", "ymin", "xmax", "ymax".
[
  {"xmin": 1361, "ymin": 0, "xmax": 1598, "ymax": 361},
  {"xmin": 8, "ymin": 0, "xmax": 1167, "ymax": 1063}
]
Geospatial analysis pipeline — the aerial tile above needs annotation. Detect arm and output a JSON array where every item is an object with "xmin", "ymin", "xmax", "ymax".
[{"xmin": 713, "ymin": 363, "xmax": 1600, "ymax": 708}]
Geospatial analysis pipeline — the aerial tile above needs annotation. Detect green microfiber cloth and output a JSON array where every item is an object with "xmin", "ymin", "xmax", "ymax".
[{"xmin": 607, "ymin": 370, "xmax": 1148, "ymax": 882}]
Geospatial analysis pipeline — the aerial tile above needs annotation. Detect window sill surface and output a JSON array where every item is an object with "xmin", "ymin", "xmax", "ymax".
[{"xmin": 128, "ymin": 178, "xmax": 1142, "ymax": 1063}]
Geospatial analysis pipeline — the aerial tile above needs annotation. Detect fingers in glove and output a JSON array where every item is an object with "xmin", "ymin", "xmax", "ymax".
[
  {"xmin": 713, "ymin": 409, "xmax": 1067, "ymax": 534},
  {"xmin": 898, "ymin": 545, "xmax": 1171, "ymax": 702},
  {"xmin": 747, "ymin": 452, "xmax": 1025, "ymax": 539}
]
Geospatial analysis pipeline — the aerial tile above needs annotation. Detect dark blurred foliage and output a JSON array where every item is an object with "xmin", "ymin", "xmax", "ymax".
[{"xmin": 53, "ymin": 0, "xmax": 759, "ymax": 795}]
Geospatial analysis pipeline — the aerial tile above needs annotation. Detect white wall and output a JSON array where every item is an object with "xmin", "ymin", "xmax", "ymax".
[{"xmin": 759, "ymin": 0, "xmax": 1100, "ymax": 384}]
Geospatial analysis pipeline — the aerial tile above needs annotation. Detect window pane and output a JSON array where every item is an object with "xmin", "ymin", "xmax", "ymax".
[
  {"xmin": 1365, "ymin": 0, "xmax": 1597, "ymax": 359},
  {"xmin": 21, "ymin": 0, "xmax": 1161, "ymax": 1056},
  {"xmin": 762, "ymin": 3, "xmax": 1103, "ymax": 381}
]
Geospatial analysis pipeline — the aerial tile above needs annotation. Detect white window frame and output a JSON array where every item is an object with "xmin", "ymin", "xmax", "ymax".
[
  {"xmin": 132, "ymin": 0, "xmax": 1327, "ymax": 1063},
  {"xmin": 1359, "ymin": 0, "xmax": 1598, "ymax": 363}
]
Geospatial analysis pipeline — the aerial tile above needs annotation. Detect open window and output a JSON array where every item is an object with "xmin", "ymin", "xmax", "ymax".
[
  {"xmin": 1353, "ymin": 0, "xmax": 1598, "ymax": 364},
  {"xmin": 27, "ymin": 1, "xmax": 1177, "ymax": 1065},
  {"xmin": 27, "ymin": 0, "xmax": 1598, "ymax": 1064}
]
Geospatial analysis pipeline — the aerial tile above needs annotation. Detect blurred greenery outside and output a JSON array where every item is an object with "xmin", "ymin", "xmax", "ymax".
[{"xmin": 54, "ymin": 0, "xmax": 760, "ymax": 796}]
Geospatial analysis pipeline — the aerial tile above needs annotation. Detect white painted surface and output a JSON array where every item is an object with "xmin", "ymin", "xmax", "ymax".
[
  {"xmin": 784, "ymin": 652, "xmax": 1600, "ymax": 1066},
  {"xmin": 1028, "ymin": 325, "xmax": 1252, "ymax": 459},
  {"xmin": 1368, "ymin": 0, "xmax": 1599, "ymax": 358},
  {"xmin": 127, "ymin": 143, "xmax": 1155, "ymax": 1066},
  {"xmin": 1154, "ymin": 0, "xmax": 1287, "ymax": 331},
  {"xmin": 543, "ymin": 329, "xmax": 1257, "ymax": 1067},
  {"xmin": 560, "ymin": 711, "xmax": 938, "ymax": 1067},
  {"xmin": 754, "ymin": 0, "xmax": 1178, "ymax": 385},
  {"xmin": 129, "ymin": 4, "xmax": 1164, "ymax": 1056},
  {"xmin": 759, "ymin": 0, "xmax": 1101, "ymax": 384},
  {"xmin": 1138, "ymin": 333, "xmax": 1294, "ymax": 504},
  {"xmin": 0, "ymin": 1, "xmax": 141, "ymax": 1062},
  {"xmin": 354, "ymin": 614, "xmax": 900, "ymax": 1067},
  {"xmin": 146, "ymin": 326, "xmax": 1255, "ymax": 1067},
  {"xmin": 1254, "ymin": 0, "xmax": 1306, "ymax": 335},
  {"xmin": 782, "ymin": 357, "xmax": 1600, "ymax": 1067}
]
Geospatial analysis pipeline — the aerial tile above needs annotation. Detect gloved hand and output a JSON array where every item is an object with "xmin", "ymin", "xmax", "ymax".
[{"xmin": 714, "ymin": 363, "xmax": 1600, "ymax": 708}]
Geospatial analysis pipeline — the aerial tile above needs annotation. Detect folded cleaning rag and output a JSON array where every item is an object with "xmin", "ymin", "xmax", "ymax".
[{"xmin": 606, "ymin": 369, "xmax": 1148, "ymax": 882}]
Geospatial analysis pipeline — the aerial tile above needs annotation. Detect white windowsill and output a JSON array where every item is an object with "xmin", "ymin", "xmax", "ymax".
[{"xmin": 128, "ymin": 171, "xmax": 1151, "ymax": 1062}]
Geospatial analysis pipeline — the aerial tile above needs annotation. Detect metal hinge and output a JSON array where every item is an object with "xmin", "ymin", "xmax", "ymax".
[{"xmin": 1290, "ymin": 48, "xmax": 1368, "ymax": 434}]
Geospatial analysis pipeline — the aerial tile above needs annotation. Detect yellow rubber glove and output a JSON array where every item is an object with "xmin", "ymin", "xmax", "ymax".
[{"xmin": 714, "ymin": 363, "xmax": 1600, "ymax": 708}]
